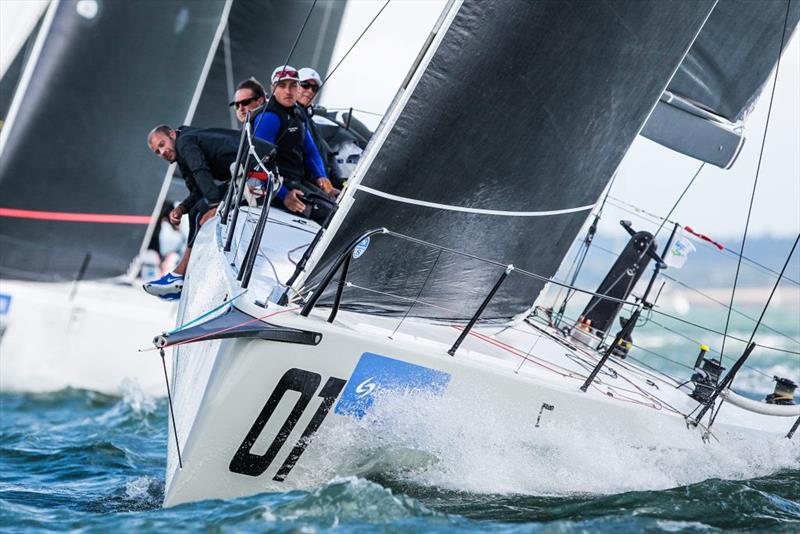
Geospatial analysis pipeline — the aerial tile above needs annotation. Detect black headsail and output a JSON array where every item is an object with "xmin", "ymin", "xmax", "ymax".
[
  {"xmin": 0, "ymin": 1, "xmax": 230, "ymax": 282},
  {"xmin": 641, "ymin": 0, "xmax": 800, "ymax": 168},
  {"xmin": 297, "ymin": 0, "xmax": 717, "ymax": 322}
]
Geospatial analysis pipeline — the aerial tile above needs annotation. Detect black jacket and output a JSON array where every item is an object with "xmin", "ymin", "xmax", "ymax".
[{"xmin": 175, "ymin": 127, "xmax": 273, "ymax": 212}]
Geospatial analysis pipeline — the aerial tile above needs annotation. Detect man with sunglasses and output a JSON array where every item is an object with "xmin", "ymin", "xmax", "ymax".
[
  {"xmin": 252, "ymin": 65, "xmax": 338, "ymax": 216},
  {"xmin": 229, "ymin": 78, "xmax": 266, "ymax": 124},
  {"xmin": 296, "ymin": 68, "xmax": 344, "ymax": 189}
]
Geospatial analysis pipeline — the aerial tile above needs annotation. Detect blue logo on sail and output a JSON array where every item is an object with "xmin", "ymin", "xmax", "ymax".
[
  {"xmin": 352, "ymin": 237, "xmax": 370, "ymax": 259},
  {"xmin": 335, "ymin": 352, "xmax": 451, "ymax": 418}
]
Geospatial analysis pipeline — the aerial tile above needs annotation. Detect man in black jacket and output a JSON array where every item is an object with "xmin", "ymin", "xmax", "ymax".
[{"xmin": 143, "ymin": 125, "xmax": 276, "ymax": 299}]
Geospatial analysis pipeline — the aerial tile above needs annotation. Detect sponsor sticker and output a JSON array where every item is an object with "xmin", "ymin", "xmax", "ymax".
[
  {"xmin": 335, "ymin": 352, "xmax": 451, "ymax": 418},
  {"xmin": 352, "ymin": 237, "xmax": 370, "ymax": 259},
  {"xmin": 0, "ymin": 294, "xmax": 11, "ymax": 316}
]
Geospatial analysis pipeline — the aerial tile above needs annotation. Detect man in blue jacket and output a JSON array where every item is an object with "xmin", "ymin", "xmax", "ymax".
[{"xmin": 252, "ymin": 65, "xmax": 338, "ymax": 215}]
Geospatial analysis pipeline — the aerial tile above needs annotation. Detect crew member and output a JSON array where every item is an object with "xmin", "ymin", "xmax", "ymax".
[
  {"xmin": 253, "ymin": 65, "xmax": 338, "ymax": 215},
  {"xmin": 229, "ymin": 78, "xmax": 266, "ymax": 123},
  {"xmin": 296, "ymin": 67, "xmax": 343, "ymax": 188},
  {"xmin": 143, "ymin": 125, "xmax": 275, "ymax": 299}
]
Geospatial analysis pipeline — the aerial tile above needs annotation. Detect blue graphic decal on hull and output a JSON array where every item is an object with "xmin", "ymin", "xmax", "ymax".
[{"xmin": 335, "ymin": 352, "xmax": 451, "ymax": 418}]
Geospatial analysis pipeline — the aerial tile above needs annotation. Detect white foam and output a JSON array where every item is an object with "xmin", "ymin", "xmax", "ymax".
[{"xmin": 311, "ymin": 385, "xmax": 800, "ymax": 497}]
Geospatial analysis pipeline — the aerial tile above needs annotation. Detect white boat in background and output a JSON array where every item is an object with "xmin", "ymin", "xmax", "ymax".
[
  {"xmin": 155, "ymin": 0, "xmax": 800, "ymax": 507},
  {"xmin": 0, "ymin": 0, "xmax": 346, "ymax": 394},
  {"xmin": 0, "ymin": 279, "xmax": 176, "ymax": 395}
]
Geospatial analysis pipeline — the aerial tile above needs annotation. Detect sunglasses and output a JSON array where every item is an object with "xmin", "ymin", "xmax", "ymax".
[
  {"xmin": 300, "ymin": 81, "xmax": 319, "ymax": 93},
  {"xmin": 229, "ymin": 96, "xmax": 260, "ymax": 109},
  {"xmin": 273, "ymin": 69, "xmax": 299, "ymax": 81}
]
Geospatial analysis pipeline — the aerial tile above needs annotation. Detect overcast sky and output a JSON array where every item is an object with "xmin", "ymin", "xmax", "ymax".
[{"xmin": 320, "ymin": 0, "xmax": 799, "ymax": 240}]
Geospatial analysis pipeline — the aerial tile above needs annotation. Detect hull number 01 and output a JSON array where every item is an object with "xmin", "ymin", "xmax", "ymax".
[{"xmin": 229, "ymin": 367, "xmax": 346, "ymax": 480}]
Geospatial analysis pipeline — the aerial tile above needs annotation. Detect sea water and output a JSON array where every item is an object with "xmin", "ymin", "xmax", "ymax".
[{"xmin": 1, "ymin": 305, "xmax": 798, "ymax": 532}]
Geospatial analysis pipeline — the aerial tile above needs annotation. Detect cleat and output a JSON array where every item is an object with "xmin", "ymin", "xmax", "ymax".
[{"xmin": 143, "ymin": 272, "xmax": 184, "ymax": 298}]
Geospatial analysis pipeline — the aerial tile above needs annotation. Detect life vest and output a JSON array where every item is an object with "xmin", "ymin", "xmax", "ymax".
[{"xmin": 262, "ymin": 99, "xmax": 306, "ymax": 183}]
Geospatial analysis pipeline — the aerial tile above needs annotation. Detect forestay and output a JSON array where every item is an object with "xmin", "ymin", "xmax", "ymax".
[{"xmin": 300, "ymin": 0, "xmax": 716, "ymax": 321}]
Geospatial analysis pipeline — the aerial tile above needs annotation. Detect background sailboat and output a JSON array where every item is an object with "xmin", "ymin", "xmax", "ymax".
[{"xmin": 0, "ymin": 0, "xmax": 345, "ymax": 394}]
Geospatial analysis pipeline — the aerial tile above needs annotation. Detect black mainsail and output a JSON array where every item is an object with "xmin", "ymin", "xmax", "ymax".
[
  {"xmin": 0, "ymin": 0, "xmax": 229, "ymax": 282},
  {"xmin": 298, "ymin": 0, "xmax": 718, "ymax": 322}
]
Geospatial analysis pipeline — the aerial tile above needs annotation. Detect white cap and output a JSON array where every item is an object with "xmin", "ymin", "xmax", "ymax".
[
  {"xmin": 298, "ymin": 67, "xmax": 322, "ymax": 86},
  {"xmin": 271, "ymin": 65, "xmax": 300, "ymax": 84}
]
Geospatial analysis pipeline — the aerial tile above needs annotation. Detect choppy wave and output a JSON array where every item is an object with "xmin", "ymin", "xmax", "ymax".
[{"xmin": 2, "ymin": 383, "xmax": 799, "ymax": 532}]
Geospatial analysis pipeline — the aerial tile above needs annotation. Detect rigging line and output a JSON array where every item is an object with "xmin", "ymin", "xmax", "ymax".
[
  {"xmin": 607, "ymin": 196, "xmax": 800, "ymax": 286},
  {"xmin": 552, "ymin": 307, "xmax": 776, "ymax": 378},
  {"xmin": 160, "ymin": 348, "xmax": 182, "ymax": 469},
  {"xmin": 319, "ymin": 0, "xmax": 391, "ymax": 91},
  {"xmin": 606, "ymin": 195, "xmax": 676, "ymax": 225},
  {"xmin": 645, "ymin": 316, "xmax": 773, "ymax": 379},
  {"xmin": 252, "ymin": 0, "xmax": 319, "ymax": 141},
  {"xmin": 654, "ymin": 162, "xmax": 704, "ymax": 243},
  {"xmin": 326, "ymin": 107, "xmax": 384, "ymax": 117},
  {"xmin": 720, "ymin": 2, "xmax": 792, "ymax": 361},
  {"xmin": 719, "ymin": 246, "xmax": 800, "ymax": 286},
  {"xmin": 649, "ymin": 307, "xmax": 800, "ymax": 356},
  {"xmin": 278, "ymin": 0, "xmax": 318, "ymax": 83},
  {"xmin": 551, "ymin": 231, "xmax": 590, "ymax": 316},
  {"xmin": 391, "ymin": 247, "xmax": 443, "ymax": 338},
  {"xmin": 590, "ymin": 242, "xmax": 799, "ymax": 348},
  {"xmin": 661, "ymin": 273, "xmax": 800, "ymax": 346},
  {"xmin": 741, "ymin": 233, "xmax": 800, "ymax": 351}
]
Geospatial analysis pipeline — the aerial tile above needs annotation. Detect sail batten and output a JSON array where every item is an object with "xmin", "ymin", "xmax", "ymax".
[
  {"xmin": 298, "ymin": 0, "xmax": 718, "ymax": 321},
  {"xmin": 356, "ymin": 186, "xmax": 595, "ymax": 217}
]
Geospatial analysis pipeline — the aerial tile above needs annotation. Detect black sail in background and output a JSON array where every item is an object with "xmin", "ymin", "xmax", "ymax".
[
  {"xmin": 641, "ymin": 0, "xmax": 800, "ymax": 167},
  {"xmin": 0, "ymin": 1, "xmax": 228, "ymax": 282},
  {"xmin": 303, "ymin": 0, "xmax": 716, "ymax": 322},
  {"xmin": 193, "ymin": 0, "xmax": 346, "ymax": 129},
  {"xmin": 669, "ymin": 0, "xmax": 799, "ymax": 123}
]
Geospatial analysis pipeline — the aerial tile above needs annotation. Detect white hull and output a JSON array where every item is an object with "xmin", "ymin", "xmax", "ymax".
[
  {"xmin": 161, "ymin": 211, "xmax": 799, "ymax": 507},
  {"xmin": 0, "ymin": 278, "xmax": 176, "ymax": 395}
]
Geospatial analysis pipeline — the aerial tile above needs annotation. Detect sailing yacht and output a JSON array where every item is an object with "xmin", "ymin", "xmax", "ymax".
[{"xmin": 156, "ymin": 0, "xmax": 800, "ymax": 506}]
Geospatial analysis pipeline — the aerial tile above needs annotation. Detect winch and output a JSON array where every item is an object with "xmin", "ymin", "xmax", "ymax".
[
  {"xmin": 689, "ymin": 345, "xmax": 725, "ymax": 403},
  {"xmin": 765, "ymin": 376, "xmax": 797, "ymax": 405}
]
